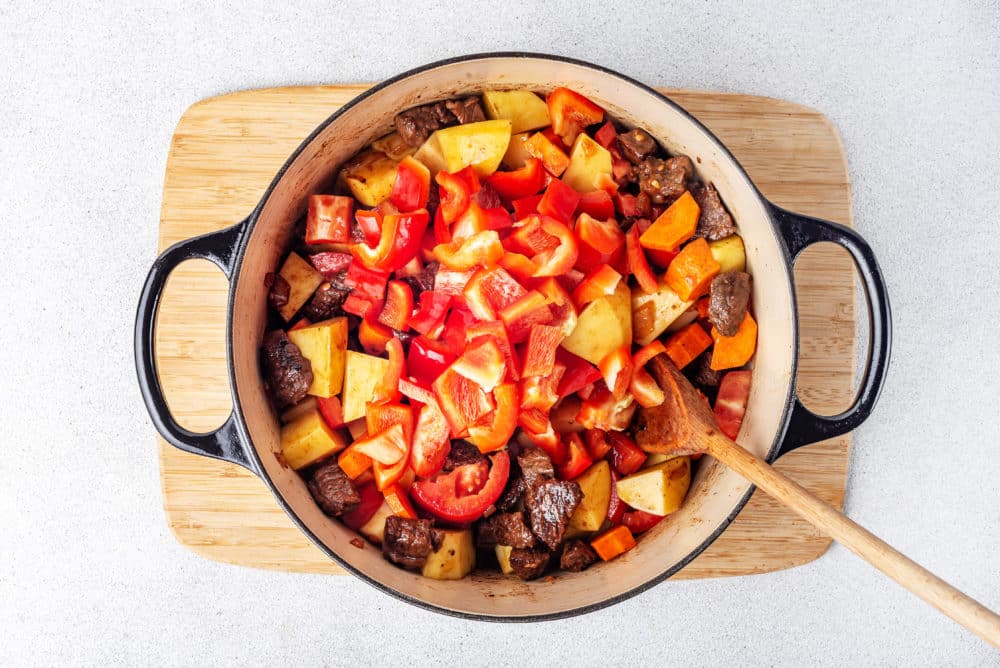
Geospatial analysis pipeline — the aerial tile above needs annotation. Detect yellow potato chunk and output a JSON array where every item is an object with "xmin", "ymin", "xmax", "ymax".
[
  {"xmin": 276, "ymin": 252, "xmax": 324, "ymax": 322},
  {"xmin": 482, "ymin": 90, "xmax": 551, "ymax": 134},
  {"xmin": 567, "ymin": 461, "xmax": 612, "ymax": 537},
  {"xmin": 708, "ymin": 234, "xmax": 746, "ymax": 273},
  {"xmin": 280, "ymin": 407, "xmax": 348, "ymax": 470},
  {"xmin": 561, "ymin": 281, "xmax": 632, "ymax": 365},
  {"xmin": 432, "ymin": 120, "xmax": 513, "ymax": 177},
  {"xmin": 342, "ymin": 150, "xmax": 399, "ymax": 207},
  {"xmin": 341, "ymin": 351, "xmax": 390, "ymax": 422},
  {"xmin": 562, "ymin": 133, "xmax": 612, "ymax": 193},
  {"xmin": 631, "ymin": 279, "xmax": 695, "ymax": 346},
  {"xmin": 615, "ymin": 456, "xmax": 691, "ymax": 516},
  {"xmin": 501, "ymin": 131, "xmax": 534, "ymax": 169},
  {"xmin": 287, "ymin": 317, "xmax": 348, "ymax": 398},
  {"xmin": 422, "ymin": 530, "xmax": 476, "ymax": 580}
]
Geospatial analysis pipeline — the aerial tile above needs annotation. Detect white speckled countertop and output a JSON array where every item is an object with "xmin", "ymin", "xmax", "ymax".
[{"xmin": 2, "ymin": 1, "xmax": 998, "ymax": 664}]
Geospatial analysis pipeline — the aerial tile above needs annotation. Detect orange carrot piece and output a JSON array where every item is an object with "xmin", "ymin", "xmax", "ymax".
[
  {"xmin": 665, "ymin": 237, "xmax": 720, "ymax": 301},
  {"xmin": 664, "ymin": 322, "xmax": 713, "ymax": 370},
  {"xmin": 590, "ymin": 525, "xmax": 637, "ymax": 561},
  {"xmin": 710, "ymin": 312, "xmax": 758, "ymax": 370},
  {"xmin": 383, "ymin": 483, "xmax": 418, "ymax": 519},
  {"xmin": 639, "ymin": 191, "xmax": 700, "ymax": 251},
  {"xmin": 337, "ymin": 444, "xmax": 373, "ymax": 480}
]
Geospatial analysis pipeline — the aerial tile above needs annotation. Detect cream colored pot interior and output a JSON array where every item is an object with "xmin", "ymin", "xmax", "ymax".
[{"xmin": 231, "ymin": 57, "xmax": 795, "ymax": 617}]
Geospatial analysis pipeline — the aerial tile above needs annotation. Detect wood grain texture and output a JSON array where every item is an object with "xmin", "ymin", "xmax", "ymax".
[{"xmin": 154, "ymin": 85, "xmax": 856, "ymax": 578}]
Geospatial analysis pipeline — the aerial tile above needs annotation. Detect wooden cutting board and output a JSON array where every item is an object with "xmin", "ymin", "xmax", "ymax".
[{"xmin": 155, "ymin": 85, "xmax": 856, "ymax": 578}]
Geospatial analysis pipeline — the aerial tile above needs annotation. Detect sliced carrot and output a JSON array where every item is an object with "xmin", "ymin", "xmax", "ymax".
[
  {"xmin": 639, "ymin": 191, "xmax": 700, "ymax": 251},
  {"xmin": 337, "ymin": 444, "xmax": 373, "ymax": 480},
  {"xmin": 710, "ymin": 312, "xmax": 758, "ymax": 371},
  {"xmin": 590, "ymin": 525, "xmax": 637, "ymax": 561},
  {"xmin": 665, "ymin": 237, "xmax": 720, "ymax": 301},
  {"xmin": 664, "ymin": 322, "xmax": 713, "ymax": 370}
]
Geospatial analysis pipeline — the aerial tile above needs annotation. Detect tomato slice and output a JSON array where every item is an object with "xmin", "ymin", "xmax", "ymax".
[
  {"xmin": 411, "ymin": 451, "xmax": 511, "ymax": 524},
  {"xmin": 714, "ymin": 370, "xmax": 752, "ymax": 439},
  {"xmin": 409, "ymin": 398, "xmax": 451, "ymax": 478}
]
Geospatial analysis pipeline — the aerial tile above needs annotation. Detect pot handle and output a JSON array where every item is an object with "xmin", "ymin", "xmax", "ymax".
[
  {"xmin": 772, "ymin": 206, "xmax": 892, "ymax": 456},
  {"xmin": 134, "ymin": 219, "xmax": 256, "ymax": 472}
]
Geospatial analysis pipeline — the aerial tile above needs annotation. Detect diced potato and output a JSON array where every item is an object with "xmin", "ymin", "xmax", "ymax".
[
  {"xmin": 280, "ymin": 396, "xmax": 317, "ymax": 424},
  {"xmin": 567, "ymin": 461, "xmax": 612, "ymax": 537},
  {"xmin": 501, "ymin": 131, "xmax": 534, "ymax": 169},
  {"xmin": 280, "ymin": 407, "xmax": 349, "ymax": 470},
  {"xmin": 709, "ymin": 235, "xmax": 746, "ymax": 273},
  {"xmin": 615, "ymin": 456, "xmax": 691, "ymax": 516},
  {"xmin": 413, "ymin": 135, "xmax": 448, "ymax": 175},
  {"xmin": 276, "ymin": 252, "xmax": 324, "ymax": 322},
  {"xmin": 359, "ymin": 500, "xmax": 394, "ymax": 544},
  {"xmin": 341, "ymin": 150, "xmax": 399, "ymax": 207},
  {"xmin": 665, "ymin": 307, "xmax": 699, "ymax": 334},
  {"xmin": 643, "ymin": 453, "xmax": 671, "ymax": 468},
  {"xmin": 561, "ymin": 280, "xmax": 632, "ymax": 365},
  {"xmin": 432, "ymin": 120, "xmax": 512, "ymax": 177},
  {"xmin": 371, "ymin": 132, "xmax": 416, "ymax": 161},
  {"xmin": 482, "ymin": 90, "xmax": 551, "ymax": 134},
  {"xmin": 422, "ymin": 529, "xmax": 476, "ymax": 580},
  {"xmin": 287, "ymin": 317, "xmax": 349, "ymax": 398},
  {"xmin": 495, "ymin": 545, "xmax": 515, "ymax": 575},
  {"xmin": 631, "ymin": 279, "xmax": 695, "ymax": 346},
  {"xmin": 342, "ymin": 351, "xmax": 390, "ymax": 422},
  {"xmin": 562, "ymin": 133, "xmax": 612, "ymax": 193}
]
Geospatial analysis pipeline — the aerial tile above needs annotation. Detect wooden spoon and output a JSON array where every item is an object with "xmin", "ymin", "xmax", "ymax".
[{"xmin": 636, "ymin": 356, "xmax": 1000, "ymax": 648}]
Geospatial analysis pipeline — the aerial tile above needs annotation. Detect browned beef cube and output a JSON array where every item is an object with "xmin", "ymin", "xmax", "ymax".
[
  {"xmin": 708, "ymin": 271, "xmax": 751, "ymax": 337},
  {"xmin": 307, "ymin": 460, "xmax": 360, "ymax": 516},
  {"xmin": 382, "ymin": 517, "xmax": 444, "ymax": 570},
  {"xmin": 476, "ymin": 512, "xmax": 536, "ymax": 549},
  {"xmin": 261, "ymin": 330, "xmax": 313, "ymax": 407},
  {"xmin": 525, "ymin": 480, "xmax": 583, "ymax": 551},
  {"xmin": 509, "ymin": 547, "xmax": 551, "ymax": 580},
  {"xmin": 560, "ymin": 540, "xmax": 598, "ymax": 572}
]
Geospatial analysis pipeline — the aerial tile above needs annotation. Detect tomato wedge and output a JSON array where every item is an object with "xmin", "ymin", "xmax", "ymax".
[
  {"xmin": 411, "ymin": 451, "xmax": 511, "ymax": 524},
  {"xmin": 714, "ymin": 370, "xmax": 752, "ymax": 439}
]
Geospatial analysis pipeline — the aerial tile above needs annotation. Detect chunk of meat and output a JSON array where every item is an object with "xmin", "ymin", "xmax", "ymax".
[
  {"xmin": 686, "ymin": 350, "xmax": 722, "ymax": 389},
  {"xmin": 560, "ymin": 539, "xmax": 598, "ymax": 572},
  {"xmin": 495, "ymin": 467, "xmax": 527, "ymax": 513},
  {"xmin": 395, "ymin": 101, "xmax": 456, "ymax": 147},
  {"xmin": 399, "ymin": 260, "xmax": 439, "ymax": 297},
  {"xmin": 302, "ymin": 276, "xmax": 350, "ymax": 321},
  {"xmin": 307, "ymin": 460, "xmax": 360, "ymax": 516},
  {"xmin": 692, "ymin": 183, "xmax": 737, "ymax": 241},
  {"xmin": 509, "ymin": 547, "xmax": 551, "ymax": 580},
  {"xmin": 261, "ymin": 330, "xmax": 313, "ymax": 407},
  {"xmin": 525, "ymin": 480, "xmax": 583, "ymax": 551},
  {"xmin": 382, "ymin": 517, "xmax": 444, "ymax": 569},
  {"xmin": 635, "ymin": 155, "xmax": 693, "ymax": 205},
  {"xmin": 445, "ymin": 96, "xmax": 486, "ymax": 125},
  {"xmin": 517, "ymin": 446, "xmax": 555, "ymax": 490},
  {"xmin": 265, "ymin": 272, "xmax": 289, "ymax": 311},
  {"xmin": 708, "ymin": 271, "xmax": 751, "ymax": 337},
  {"xmin": 443, "ymin": 440, "xmax": 486, "ymax": 472},
  {"xmin": 617, "ymin": 127, "xmax": 657, "ymax": 164},
  {"xmin": 476, "ymin": 512, "xmax": 536, "ymax": 549}
]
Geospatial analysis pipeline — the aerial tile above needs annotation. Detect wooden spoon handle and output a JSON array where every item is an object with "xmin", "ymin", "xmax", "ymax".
[{"xmin": 704, "ymin": 437, "xmax": 1000, "ymax": 649}]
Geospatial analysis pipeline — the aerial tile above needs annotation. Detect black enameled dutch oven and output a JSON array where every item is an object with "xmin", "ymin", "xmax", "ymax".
[{"xmin": 136, "ymin": 53, "xmax": 891, "ymax": 620}]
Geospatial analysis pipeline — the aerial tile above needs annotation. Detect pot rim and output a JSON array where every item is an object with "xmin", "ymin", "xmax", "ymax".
[{"xmin": 223, "ymin": 52, "xmax": 801, "ymax": 621}]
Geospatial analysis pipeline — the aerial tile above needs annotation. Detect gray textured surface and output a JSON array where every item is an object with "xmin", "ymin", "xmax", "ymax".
[{"xmin": 1, "ymin": 1, "xmax": 999, "ymax": 664}]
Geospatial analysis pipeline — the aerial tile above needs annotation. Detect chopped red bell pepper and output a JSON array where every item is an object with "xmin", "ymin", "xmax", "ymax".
[
  {"xmin": 481, "ymin": 206, "xmax": 514, "ymax": 231},
  {"xmin": 433, "ymin": 229, "xmax": 504, "ymax": 271},
  {"xmin": 466, "ymin": 321, "xmax": 521, "ymax": 381},
  {"xmin": 451, "ymin": 336, "xmax": 506, "ymax": 391},
  {"xmin": 634, "ymin": 340, "xmax": 667, "ymax": 369},
  {"xmin": 614, "ymin": 193, "xmax": 641, "ymax": 218},
  {"xmin": 630, "ymin": 367, "xmax": 666, "ymax": 408},
  {"xmin": 341, "ymin": 482, "xmax": 384, "ymax": 530},
  {"xmin": 547, "ymin": 87, "xmax": 604, "ymax": 146},
  {"xmin": 409, "ymin": 398, "xmax": 451, "ymax": 478},
  {"xmin": 406, "ymin": 335, "xmax": 455, "ymax": 386},
  {"xmin": 352, "ymin": 422, "xmax": 408, "ymax": 465},
  {"xmin": 521, "ymin": 324, "xmax": 562, "ymax": 378},
  {"xmin": 535, "ymin": 277, "xmax": 577, "ymax": 338},
  {"xmin": 432, "ymin": 367, "xmax": 495, "ymax": 437},
  {"xmin": 436, "ymin": 170, "xmax": 473, "ymax": 224},
  {"xmin": 524, "ymin": 132, "xmax": 570, "ymax": 177},
  {"xmin": 529, "ymin": 217, "xmax": 579, "ymax": 277},
  {"xmin": 622, "ymin": 509, "xmax": 665, "ymax": 534},
  {"xmin": 523, "ymin": 420, "xmax": 566, "ymax": 464},
  {"xmin": 343, "ymin": 294, "xmax": 382, "ymax": 319},
  {"xmin": 606, "ymin": 431, "xmax": 647, "ymax": 475},
  {"xmin": 520, "ymin": 362, "xmax": 565, "ymax": 412},
  {"xmin": 463, "ymin": 266, "xmax": 528, "ymax": 321},
  {"xmin": 505, "ymin": 216, "xmax": 559, "ymax": 256},
  {"xmin": 499, "ymin": 289, "xmax": 554, "ymax": 343},
  {"xmin": 409, "ymin": 290, "xmax": 451, "ymax": 337},
  {"xmin": 372, "ymin": 337, "xmax": 405, "ymax": 404},
  {"xmin": 411, "ymin": 450, "xmax": 510, "ymax": 525},
  {"xmin": 572, "ymin": 264, "xmax": 622, "ymax": 307},
  {"xmin": 593, "ymin": 120, "xmax": 618, "ymax": 150},
  {"xmin": 487, "ymin": 158, "xmax": 547, "ymax": 201},
  {"xmin": 536, "ymin": 179, "xmax": 581, "ymax": 224},
  {"xmin": 316, "ymin": 395, "xmax": 344, "ymax": 428},
  {"xmin": 377, "ymin": 280, "xmax": 414, "ymax": 331},
  {"xmin": 390, "ymin": 156, "xmax": 431, "ymax": 213},
  {"xmin": 350, "ymin": 208, "xmax": 429, "ymax": 272},
  {"xmin": 373, "ymin": 455, "xmax": 410, "ymax": 491},
  {"xmin": 557, "ymin": 433, "xmax": 594, "ymax": 480},
  {"xmin": 584, "ymin": 429, "xmax": 612, "ymax": 460},
  {"xmin": 512, "ymin": 193, "xmax": 544, "ymax": 220},
  {"xmin": 518, "ymin": 406, "xmax": 550, "ymax": 434},
  {"xmin": 498, "ymin": 251, "xmax": 538, "ymax": 283},
  {"xmin": 398, "ymin": 376, "xmax": 437, "ymax": 406},
  {"xmin": 555, "ymin": 349, "xmax": 603, "ymax": 398},
  {"xmin": 541, "ymin": 126, "xmax": 572, "ymax": 152},
  {"xmin": 453, "ymin": 165, "xmax": 481, "ymax": 193},
  {"xmin": 358, "ymin": 317, "xmax": 394, "ymax": 355},
  {"xmin": 598, "ymin": 345, "xmax": 634, "ymax": 400},
  {"xmin": 606, "ymin": 469, "xmax": 625, "ymax": 525},
  {"xmin": 432, "ymin": 267, "xmax": 477, "ymax": 297},
  {"xmin": 288, "ymin": 317, "xmax": 313, "ymax": 332},
  {"xmin": 309, "ymin": 251, "xmax": 353, "ymax": 278},
  {"xmin": 433, "ymin": 205, "xmax": 451, "ymax": 245},
  {"xmin": 354, "ymin": 209, "xmax": 383, "ymax": 246},
  {"xmin": 365, "ymin": 402, "xmax": 415, "ymax": 445},
  {"xmin": 305, "ymin": 195, "xmax": 353, "ymax": 244},
  {"xmin": 440, "ymin": 306, "xmax": 474, "ymax": 353},
  {"xmin": 575, "ymin": 189, "xmax": 616, "ymax": 220},
  {"xmin": 576, "ymin": 386, "xmax": 636, "ymax": 431},
  {"xmin": 383, "ymin": 483, "xmax": 418, "ymax": 519},
  {"xmin": 626, "ymin": 223, "xmax": 659, "ymax": 294},
  {"xmin": 467, "ymin": 382, "xmax": 519, "ymax": 453},
  {"xmin": 575, "ymin": 212, "xmax": 625, "ymax": 271},
  {"xmin": 344, "ymin": 261, "xmax": 390, "ymax": 303}
]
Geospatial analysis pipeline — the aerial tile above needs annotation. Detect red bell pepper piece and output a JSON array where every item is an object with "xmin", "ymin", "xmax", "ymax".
[
  {"xmin": 440, "ymin": 306, "xmax": 474, "ymax": 353},
  {"xmin": 606, "ymin": 469, "xmax": 625, "ymax": 525},
  {"xmin": 433, "ymin": 266, "xmax": 477, "ymax": 297},
  {"xmin": 606, "ymin": 431, "xmax": 647, "ymax": 475},
  {"xmin": 411, "ymin": 451, "xmax": 510, "ymax": 524},
  {"xmin": 512, "ymin": 193, "xmax": 544, "ymax": 220},
  {"xmin": 352, "ymin": 422, "xmax": 408, "ymax": 465},
  {"xmin": 483, "ymin": 207, "xmax": 514, "ymax": 231},
  {"xmin": 557, "ymin": 433, "xmax": 594, "ymax": 480},
  {"xmin": 433, "ymin": 230, "xmax": 503, "ymax": 271},
  {"xmin": 584, "ymin": 429, "xmax": 612, "ymax": 460},
  {"xmin": 555, "ymin": 349, "xmax": 603, "ymax": 398},
  {"xmin": 499, "ymin": 289, "xmax": 554, "ymax": 343},
  {"xmin": 575, "ymin": 212, "xmax": 625, "ymax": 271},
  {"xmin": 316, "ymin": 396, "xmax": 344, "ymax": 428},
  {"xmin": 305, "ymin": 195, "xmax": 353, "ymax": 244},
  {"xmin": 383, "ymin": 483, "xmax": 418, "ymax": 519},
  {"xmin": 626, "ymin": 223, "xmax": 659, "ymax": 294},
  {"xmin": 528, "ymin": 216, "xmax": 579, "ymax": 277},
  {"xmin": 433, "ymin": 205, "xmax": 451, "ymax": 245},
  {"xmin": 344, "ymin": 261, "xmax": 390, "ymax": 303},
  {"xmin": 521, "ymin": 324, "xmax": 562, "ymax": 378},
  {"xmin": 309, "ymin": 251, "xmax": 353, "ymax": 279},
  {"xmin": 405, "ymin": 335, "xmax": 454, "ymax": 386},
  {"xmin": 547, "ymin": 87, "xmax": 604, "ymax": 146},
  {"xmin": 463, "ymin": 266, "xmax": 528, "ymax": 321},
  {"xmin": 390, "ymin": 155, "xmax": 431, "ymax": 213},
  {"xmin": 575, "ymin": 190, "xmax": 615, "ymax": 221},
  {"xmin": 634, "ymin": 341, "xmax": 667, "ymax": 369},
  {"xmin": 372, "ymin": 337, "xmax": 405, "ymax": 404},
  {"xmin": 522, "ymin": 420, "xmax": 566, "ymax": 464},
  {"xmin": 343, "ymin": 294, "xmax": 381, "ymax": 319},
  {"xmin": 630, "ymin": 367, "xmax": 666, "ymax": 408},
  {"xmin": 451, "ymin": 336, "xmax": 506, "ymax": 391},
  {"xmin": 365, "ymin": 402, "xmax": 415, "ymax": 447},
  {"xmin": 576, "ymin": 386, "xmax": 636, "ymax": 431},
  {"xmin": 536, "ymin": 179, "xmax": 581, "ymax": 224},
  {"xmin": 377, "ymin": 280, "xmax": 414, "ymax": 331},
  {"xmin": 593, "ymin": 120, "xmax": 618, "ymax": 150},
  {"xmin": 467, "ymin": 382, "xmax": 519, "ymax": 453},
  {"xmin": 524, "ymin": 131, "xmax": 570, "ymax": 177},
  {"xmin": 341, "ymin": 482, "xmax": 384, "ymax": 530},
  {"xmin": 520, "ymin": 362, "xmax": 565, "ymax": 412},
  {"xmin": 436, "ymin": 170, "xmax": 473, "ymax": 224},
  {"xmin": 358, "ymin": 317, "xmax": 394, "ymax": 355},
  {"xmin": 714, "ymin": 369, "xmax": 752, "ymax": 440},
  {"xmin": 373, "ymin": 455, "xmax": 410, "ymax": 491},
  {"xmin": 614, "ymin": 193, "xmax": 641, "ymax": 218},
  {"xmin": 409, "ymin": 290, "xmax": 451, "ymax": 337},
  {"xmin": 487, "ymin": 158, "xmax": 547, "ymax": 201},
  {"xmin": 498, "ymin": 251, "xmax": 538, "ymax": 283},
  {"xmin": 572, "ymin": 264, "xmax": 622, "ymax": 308},
  {"xmin": 518, "ymin": 406, "xmax": 550, "ymax": 434},
  {"xmin": 505, "ymin": 216, "xmax": 559, "ymax": 256},
  {"xmin": 453, "ymin": 165, "xmax": 481, "ymax": 193},
  {"xmin": 535, "ymin": 277, "xmax": 577, "ymax": 338},
  {"xmin": 432, "ymin": 367, "xmax": 495, "ymax": 437},
  {"xmin": 354, "ymin": 209, "xmax": 383, "ymax": 246},
  {"xmin": 409, "ymin": 398, "xmax": 451, "ymax": 478},
  {"xmin": 398, "ymin": 376, "xmax": 437, "ymax": 406},
  {"xmin": 622, "ymin": 509, "xmax": 665, "ymax": 534},
  {"xmin": 541, "ymin": 126, "xmax": 571, "ymax": 152},
  {"xmin": 466, "ymin": 320, "xmax": 521, "ymax": 381},
  {"xmin": 383, "ymin": 209, "xmax": 430, "ymax": 272},
  {"xmin": 598, "ymin": 345, "xmax": 634, "ymax": 400}
]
